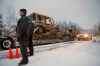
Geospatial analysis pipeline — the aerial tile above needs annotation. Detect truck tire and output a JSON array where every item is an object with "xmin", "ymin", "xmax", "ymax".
[{"xmin": 1, "ymin": 37, "xmax": 14, "ymax": 50}]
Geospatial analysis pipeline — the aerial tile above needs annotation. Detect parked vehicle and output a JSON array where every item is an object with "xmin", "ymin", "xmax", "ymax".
[
  {"xmin": 77, "ymin": 33, "xmax": 92, "ymax": 41},
  {"xmin": 0, "ymin": 23, "xmax": 15, "ymax": 49}
]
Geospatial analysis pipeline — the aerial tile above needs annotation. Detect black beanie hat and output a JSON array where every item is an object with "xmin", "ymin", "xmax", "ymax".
[{"xmin": 20, "ymin": 8, "xmax": 27, "ymax": 14}]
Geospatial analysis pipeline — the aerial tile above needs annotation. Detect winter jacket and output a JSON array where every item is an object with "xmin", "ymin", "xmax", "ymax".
[{"xmin": 16, "ymin": 16, "xmax": 33, "ymax": 46}]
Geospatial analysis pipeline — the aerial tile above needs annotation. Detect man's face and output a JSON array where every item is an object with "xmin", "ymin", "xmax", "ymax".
[{"xmin": 19, "ymin": 11, "xmax": 24, "ymax": 16}]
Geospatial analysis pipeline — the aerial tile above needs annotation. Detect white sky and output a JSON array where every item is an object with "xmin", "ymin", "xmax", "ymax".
[{"xmin": 15, "ymin": 0, "xmax": 100, "ymax": 29}]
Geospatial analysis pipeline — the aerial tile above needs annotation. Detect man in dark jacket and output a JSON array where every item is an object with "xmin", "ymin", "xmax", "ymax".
[{"xmin": 16, "ymin": 9, "xmax": 34, "ymax": 65}]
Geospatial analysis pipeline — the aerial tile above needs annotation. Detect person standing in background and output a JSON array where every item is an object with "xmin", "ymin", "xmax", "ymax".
[{"xmin": 16, "ymin": 9, "xmax": 34, "ymax": 65}]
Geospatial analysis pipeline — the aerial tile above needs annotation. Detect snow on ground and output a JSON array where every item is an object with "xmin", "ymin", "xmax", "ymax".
[{"xmin": 0, "ymin": 41, "xmax": 100, "ymax": 66}]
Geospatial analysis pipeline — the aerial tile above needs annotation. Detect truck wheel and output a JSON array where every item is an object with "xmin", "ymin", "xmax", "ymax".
[{"xmin": 1, "ymin": 38, "xmax": 14, "ymax": 50}]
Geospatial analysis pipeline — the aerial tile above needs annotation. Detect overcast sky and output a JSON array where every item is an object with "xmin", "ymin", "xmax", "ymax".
[{"xmin": 15, "ymin": 0, "xmax": 100, "ymax": 29}]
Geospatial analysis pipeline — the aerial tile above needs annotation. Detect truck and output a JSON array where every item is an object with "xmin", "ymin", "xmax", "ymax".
[
  {"xmin": 0, "ymin": 14, "xmax": 15, "ymax": 50},
  {"xmin": 28, "ymin": 13, "xmax": 65, "ymax": 44}
]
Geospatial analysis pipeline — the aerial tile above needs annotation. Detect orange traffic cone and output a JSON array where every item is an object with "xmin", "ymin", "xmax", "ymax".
[
  {"xmin": 15, "ymin": 48, "xmax": 20, "ymax": 58},
  {"xmin": 7, "ymin": 48, "xmax": 14, "ymax": 59}
]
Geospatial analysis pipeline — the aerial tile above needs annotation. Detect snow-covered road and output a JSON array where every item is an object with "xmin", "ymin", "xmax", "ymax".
[{"xmin": 0, "ymin": 41, "xmax": 100, "ymax": 66}]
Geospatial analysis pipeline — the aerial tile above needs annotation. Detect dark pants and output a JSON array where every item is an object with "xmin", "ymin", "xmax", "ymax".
[
  {"xmin": 28, "ymin": 40, "xmax": 34, "ymax": 55},
  {"xmin": 20, "ymin": 41, "xmax": 34, "ymax": 61},
  {"xmin": 20, "ymin": 46, "xmax": 28, "ymax": 61}
]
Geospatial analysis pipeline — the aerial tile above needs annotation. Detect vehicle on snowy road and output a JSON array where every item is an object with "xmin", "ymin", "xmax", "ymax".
[{"xmin": 77, "ymin": 33, "xmax": 92, "ymax": 41}]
